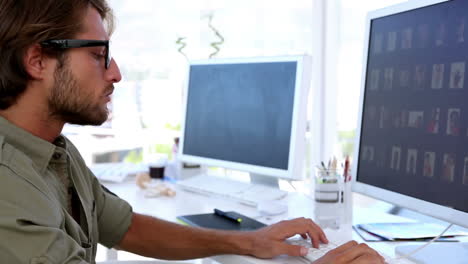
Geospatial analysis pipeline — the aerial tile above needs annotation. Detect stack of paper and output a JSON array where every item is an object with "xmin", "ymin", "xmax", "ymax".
[{"xmin": 354, "ymin": 222, "xmax": 468, "ymax": 242}]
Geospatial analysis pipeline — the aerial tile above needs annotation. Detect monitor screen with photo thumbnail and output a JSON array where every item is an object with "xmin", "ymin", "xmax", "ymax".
[{"xmin": 358, "ymin": 0, "xmax": 468, "ymax": 213}]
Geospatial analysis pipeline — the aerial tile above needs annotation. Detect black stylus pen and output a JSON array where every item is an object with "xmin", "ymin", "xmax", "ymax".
[{"xmin": 214, "ymin": 209, "xmax": 243, "ymax": 223}]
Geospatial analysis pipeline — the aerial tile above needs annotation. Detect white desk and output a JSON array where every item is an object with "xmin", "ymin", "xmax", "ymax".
[{"xmin": 102, "ymin": 180, "xmax": 427, "ymax": 264}]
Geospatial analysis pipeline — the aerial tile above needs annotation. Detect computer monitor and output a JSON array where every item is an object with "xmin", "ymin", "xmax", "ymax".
[
  {"xmin": 353, "ymin": 0, "xmax": 468, "ymax": 261},
  {"xmin": 179, "ymin": 56, "xmax": 311, "ymax": 186}
]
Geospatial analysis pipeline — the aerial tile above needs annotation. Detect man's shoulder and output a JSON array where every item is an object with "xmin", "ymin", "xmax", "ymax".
[
  {"xmin": 0, "ymin": 135, "xmax": 50, "ymax": 197},
  {"xmin": 0, "ymin": 137, "xmax": 62, "ymax": 222},
  {"xmin": 0, "ymin": 135, "xmax": 33, "ymax": 169},
  {"xmin": 0, "ymin": 135, "xmax": 9, "ymax": 163},
  {"xmin": 0, "ymin": 135, "xmax": 42, "ymax": 189}
]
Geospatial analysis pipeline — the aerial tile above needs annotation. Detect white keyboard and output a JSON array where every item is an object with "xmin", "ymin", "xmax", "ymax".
[
  {"xmin": 176, "ymin": 174, "xmax": 287, "ymax": 207},
  {"xmin": 91, "ymin": 162, "xmax": 148, "ymax": 183},
  {"xmin": 287, "ymin": 237, "xmax": 410, "ymax": 264},
  {"xmin": 287, "ymin": 237, "xmax": 339, "ymax": 262}
]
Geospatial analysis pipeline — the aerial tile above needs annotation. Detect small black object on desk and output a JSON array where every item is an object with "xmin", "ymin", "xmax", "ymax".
[{"xmin": 177, "ymin": 210, "xmax": 266, "ymax": 231}]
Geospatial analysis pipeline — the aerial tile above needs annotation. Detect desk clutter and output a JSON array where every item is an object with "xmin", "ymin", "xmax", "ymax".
[
  {"xmin": 91, "ymin": 162, "xmax": 148, "ymax": 183},
  {"xmin": 136, "ymin": 173, "xmax": 176, "ymax": 198},
  {"xmin": 313, "ymin": 157, "xmax": 353, "ymax": 230}
]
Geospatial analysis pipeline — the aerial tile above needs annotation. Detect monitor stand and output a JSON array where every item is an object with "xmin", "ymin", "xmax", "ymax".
[
  {"xmin": 395, "ymin": 243, "xmax": 468, "ymax": 264},
  {"xmin": 249, "ymin": 173, "xmax": 279, "ymax": 189}
]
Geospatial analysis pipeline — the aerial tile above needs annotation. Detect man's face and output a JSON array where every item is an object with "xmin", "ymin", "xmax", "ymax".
[
  {"xmin": 48, "ymin": 56, "xmax": 112, "ymax": 125},
  {"xmin": 48, "ymin": 6, "xmax": 121, "ymax": 125}
]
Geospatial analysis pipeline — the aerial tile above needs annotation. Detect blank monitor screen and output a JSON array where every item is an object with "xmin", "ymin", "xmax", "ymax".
[
  {"xmin": 183, "ymin": 61, "xmax": 297, "ymax": 170},
  {"xmin": 357, "ymin": 0, "xmax": 468, "ymax": 213}
]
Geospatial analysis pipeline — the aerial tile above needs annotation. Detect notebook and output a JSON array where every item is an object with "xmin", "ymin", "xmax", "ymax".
[
  {"xmin": 356, "ymin": 222, "xmax": 468, "ymax": 241},
  {"xmin": 177, "ymin": 211, "xmax": 267, "ymax": 231}
]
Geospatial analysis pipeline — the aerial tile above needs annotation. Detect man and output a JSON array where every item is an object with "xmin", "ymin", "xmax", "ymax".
[{"xmin": 0, "ymin": 0, "xmax": 384, "ymax": 263}]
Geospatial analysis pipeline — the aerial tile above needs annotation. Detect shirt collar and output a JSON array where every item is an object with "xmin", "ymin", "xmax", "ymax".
[{"xmin": 0, "ymin": 116, "xmax": 59, "ymax": 173}]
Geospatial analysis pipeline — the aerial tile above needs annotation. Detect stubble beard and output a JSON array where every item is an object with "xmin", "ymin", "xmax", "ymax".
[{"xmin": 48, "ymin": 60, "xmax": 111, "ymax": 126}]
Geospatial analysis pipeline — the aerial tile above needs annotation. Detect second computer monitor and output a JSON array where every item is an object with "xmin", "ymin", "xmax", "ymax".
[
  {"xmin": 353, "ymin": 0, "xmax": 468, "ymax": 228},
  {"xmin": 179, "ymin": 56, "xmax": 311, "ymax": 181}
]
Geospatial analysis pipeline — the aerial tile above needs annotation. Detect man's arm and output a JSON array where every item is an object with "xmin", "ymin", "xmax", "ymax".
[
  {"xmin": 117, "ymin": 213, "xmax": 327, "ymax": 260},
  {"xmin": 117, "ymin": 213, "xmax": 384, "ymax": 264}
]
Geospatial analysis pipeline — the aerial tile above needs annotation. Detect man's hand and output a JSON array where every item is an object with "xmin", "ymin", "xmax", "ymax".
[
  {"xmin": 244, "ymin": 217, "xmax": 384, "ymax": 264},
  {"xmin": 314, "ymin": 241, "xmax": 385, "ymax": 264},
  {"xmin": 246, "ymin": 217, "xmax": 329, "ymax": 259},
  {"xmin": 117, "ymin": 213, "xmax": 384, "ymax": 263}
]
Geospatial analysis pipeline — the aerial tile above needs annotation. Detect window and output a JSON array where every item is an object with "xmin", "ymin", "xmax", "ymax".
[
  {"xmin": 109, "ymin": 0, "xmax": 316, "ymax": 132},
  {"xmin": 67, "ymin": 0, "xmax": 318, "ymax": 168},
  {"xmin": 335, "ymin": 0, "xmax": 407, "ymax": 158}
]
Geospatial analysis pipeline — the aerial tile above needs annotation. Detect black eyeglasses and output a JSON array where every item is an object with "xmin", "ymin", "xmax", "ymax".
[{"xmin": 41, "ymin": 39, "xmax": 111, "ymax": 69}]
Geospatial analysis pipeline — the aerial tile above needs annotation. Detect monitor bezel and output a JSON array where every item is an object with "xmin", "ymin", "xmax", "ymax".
[
  {"xmin": 178, "ymin": 55, "xmax": 311, "ymax": 180},
  {"xmin": 352, "ymin": 0, "xmax": 468, "ymax": 228}
]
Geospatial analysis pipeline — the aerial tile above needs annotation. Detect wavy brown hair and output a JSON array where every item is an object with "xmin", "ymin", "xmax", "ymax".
[{"xmin": 0, "ymin": 0, "xmax": 114, "ymax": 110}]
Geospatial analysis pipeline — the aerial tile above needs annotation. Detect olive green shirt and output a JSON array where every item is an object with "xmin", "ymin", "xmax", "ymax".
[{"xmin": 0, "ymin": 117, "xmax": 133, "ymax": 263}]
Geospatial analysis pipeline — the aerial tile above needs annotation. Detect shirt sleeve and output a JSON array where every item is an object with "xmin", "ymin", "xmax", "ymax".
[
  {"xmin": 0, "ymin": 166, "xmax": 89, "ymax": 264},
  {"xmin": 91, "ymin": 171, "xmax": 133, "ymax": 248}
]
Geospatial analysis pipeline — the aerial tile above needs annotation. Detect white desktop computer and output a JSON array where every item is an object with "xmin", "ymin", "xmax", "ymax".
[
  {"xmin": 177, "ymin": 56, "xmax": 311, "ymax": 204},
  {"xmin": 353, "ymin": 0, "xmax": 468, "ymax": 262}
]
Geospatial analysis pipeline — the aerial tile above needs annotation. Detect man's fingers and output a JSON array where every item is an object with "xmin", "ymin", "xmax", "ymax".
[
  {"xmin": 321, "ymin": 231, "xmax": 329, "ymax": 244},
  {"xmin": 277, "ymin": 242, "xmax": 308, "ymax": 257},
  {"xmin": 307, "ymin": 229, "xmax": 321, "ymax": 248},
  {"xmin": 310, "ymin": 220, "xmax": 328, "ymax": 244},
  {"xmin": 336, "ymin": 243, "xmax": 383, "ymax": 263},
  {"xmin": 276, "ymin": 218, "xmax": 327, "ymax": 247},
  {"xmin": 301, "ymin": 219, "xmax": 328, "ymax": 247},
  {"xmin": 350, "ymin": 252, "xmax": 385, "ymax": 264},
  {"xmin": 329, "ymin": 240, "xmax": 359, "ymax": 255},
  {"xmin": 315, "ymin": 241, "xmax": 384, "ymax": 264},
  {"xmin": 287, "ymin": 217, "xmax": 328, "ymax": 247},
  {"xmin": 305, "ymin": 218, "xmax": 329, "ymax": 244}
]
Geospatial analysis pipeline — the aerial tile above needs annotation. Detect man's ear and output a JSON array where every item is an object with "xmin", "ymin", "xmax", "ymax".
[{"xmin": 23, "ymin": 44, "xmax": 49, "ymax": 80}]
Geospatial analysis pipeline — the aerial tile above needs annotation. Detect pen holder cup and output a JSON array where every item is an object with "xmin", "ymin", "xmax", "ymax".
[{"xmin": 313, "ymin": 169, "xmax": 353, "ymax": 230}]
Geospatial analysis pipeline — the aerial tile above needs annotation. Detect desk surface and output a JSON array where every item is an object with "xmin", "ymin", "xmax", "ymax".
[{"xmin": 103, "ymin": 179, "xmax": 450, "ymax": 264}]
